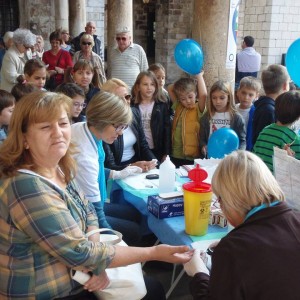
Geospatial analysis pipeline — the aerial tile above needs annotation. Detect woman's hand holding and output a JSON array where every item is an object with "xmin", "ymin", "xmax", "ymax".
[
  {"xmin": 184, "ymin": 249, "xmax": 209, "ymax": 276},
  {"xmin": 84, "ymin": 270, "xmax": 110, "ymax": 292},
  {"xmin": 132, "ymin": 160, "xmax": 157, "ymax": 172},
  {"xmin": 55, "ymin": 66, "xmax": 64, "ymax": 75}
]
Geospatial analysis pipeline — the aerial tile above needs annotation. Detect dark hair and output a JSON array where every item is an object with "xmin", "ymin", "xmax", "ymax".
[
  {"xmin": 244, "ymin": 36, "xmax": 254, "ymax": 47},
  {"xmin": 49, "ymin": 30, "xmax": 62, "ymax": 44},
  {"xmin": 24, "ymin": 59, "xmax": 47, "ymax": 77},
  {"xmin": 0, "ymin": 90, "xmax": 15, "ymax": 112},
  {"xmin": 11, "ymin": 81, "xmax": 39, "ymax": 102},
  {"xmin": 55, "ymin": 82, "xmax": 85, "ymax": 98},
  {"xmin": 65, "ymin": 59, "xmax": 102, "ymax": 89},
  {"xmin": 275, "ymin": 91, "xmax": 300, "ymax": 125}
]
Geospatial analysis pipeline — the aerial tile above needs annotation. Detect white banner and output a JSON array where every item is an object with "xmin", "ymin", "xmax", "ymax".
[{"xmin": 226, "ymin": 0, "xmax": 240, "ymax": 69}]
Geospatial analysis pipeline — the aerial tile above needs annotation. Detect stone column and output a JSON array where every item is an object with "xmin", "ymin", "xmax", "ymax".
[
  {"xmin": 69, "ymin": 0, "xmax": 86, "ymax": 37},
  {"xmin": 107, "ymin": 0, "xmax": 133, "ymax": 76},
  {"xmin": 192, "ymin": 0, "xmax": 235, "ymax": 90},
  {"xmin": 55, "ymin": 0, "xmax": 69, "ymax": 30}
]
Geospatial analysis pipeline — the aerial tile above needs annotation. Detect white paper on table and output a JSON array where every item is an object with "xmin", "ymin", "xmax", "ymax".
[
  {"xmin": 273, "ymin": 147, "xmax": 300, "ymax": 211},
  {"xmin": 120, "ymin": 169, "xmax": 159, "ymax": 190}
]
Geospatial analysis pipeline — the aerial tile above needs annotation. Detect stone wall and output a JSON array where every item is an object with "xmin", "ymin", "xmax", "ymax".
[
  {"xmin": 86, "ymin": 0, "xmax": 105, "ymax": 57},
  {"xmin": 155, "ymin": 0, "xmax": 194, "ymax": 85},
  {"xmin": 238, "ymin": 0, "xmax": 300, "ymax": 71}
]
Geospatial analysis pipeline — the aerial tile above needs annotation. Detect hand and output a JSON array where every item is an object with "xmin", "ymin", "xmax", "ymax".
[
  {"xmin": 152, "ymin": 244, "xmax": 194, "ymax": 264},
  {"xmin": 283, "ymin": 144, "xmax": 295, "ymax": 157},
  {"xmin": 55, "ymin": 66, "xmax": 64, "ymax": 74},
  {"xmin": 84, "ymin": 270, "xmax": 110, "ymax": 292},
  {"xmin": 132, "ymin": 160, "xmax": 157, "ymax": 172},
  {"xmin": 201, "ymin": 145, "xmax": 207, "ymax": 158},
  {"xmin": 184, "ymin": 249, "xmax": 209, "ymax": 276},
  {"xmin": 111, "ymin": 166, "xmax": 143, "ymax": 180}
]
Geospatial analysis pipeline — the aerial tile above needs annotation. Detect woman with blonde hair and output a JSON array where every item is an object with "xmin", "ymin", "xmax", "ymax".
[
  {"xmin": 0, "ymin": 90, "xmax": 192, "ymax": 299},
  {"xmin": 184, "ymin": 150, "xmax": 300, "ymax": 300},
  {"xmin": 102, "ymin": 78, "xmax": 157, "ymax": 172},
  {"xmin": 73, "ymin": 34, "xmax": 106, "ymax": 86},
  {"xmin": 71, "ymin": 91, "xmax": 147, "ymax": 244}
]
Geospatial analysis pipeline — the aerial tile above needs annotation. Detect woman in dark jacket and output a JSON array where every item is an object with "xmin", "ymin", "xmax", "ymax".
[{"xmin": 102, "ymin": 78, "xmax": 157, "ymax": 172}]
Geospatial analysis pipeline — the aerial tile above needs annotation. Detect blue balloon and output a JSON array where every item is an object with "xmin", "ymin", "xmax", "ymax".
[
  {"xmin": 286, "ymin": 39, "xmax": 300, "ymax": 87},
  {"xmin": 174, "ymin": 39, "xmax": 204, "ymax": 75},
  {"xmin": 207, "ymin": 128, "xmax": 239, "ymax": 159}
]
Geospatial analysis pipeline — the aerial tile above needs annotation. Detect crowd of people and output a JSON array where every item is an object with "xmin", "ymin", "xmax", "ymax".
[{"xmin": 0, "ymin": 22, "xmax": 300, "ymax": 300}]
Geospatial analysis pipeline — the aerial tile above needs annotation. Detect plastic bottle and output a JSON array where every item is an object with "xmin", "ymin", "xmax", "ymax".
[{"xmin": 159, "ymin": 155, "xmax": 176, "ymax": 193}]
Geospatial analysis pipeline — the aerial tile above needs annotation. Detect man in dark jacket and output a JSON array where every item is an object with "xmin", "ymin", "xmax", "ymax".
[
  {"xmin": 252, "ymin": 64, "xmax": 290, "ymax": 146},
  {"xmin": 70, "ymin": 21, "xmax": 103, "ymax": 59}
]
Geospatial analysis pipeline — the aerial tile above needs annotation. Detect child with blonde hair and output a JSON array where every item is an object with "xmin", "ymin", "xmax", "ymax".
[
  {"xmin": 236, "ymin": 76, "xmax": 261, "ymax": 150},
  {"xmin": 132, "ymin": 70, "xmax": 171, "ymax": 162},
  {"xmin": 200, "ymin": 80, "xmax": 246, "ymax": 158},
  {"xmin": 169, "ymin": 73, "xmax": 207, "ymax": 167}
]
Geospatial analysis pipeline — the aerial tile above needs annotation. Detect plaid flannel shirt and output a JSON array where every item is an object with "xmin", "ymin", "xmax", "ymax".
[{"xmin": 0, "ymin": 171, "xmax": 114, "ymax": 299}]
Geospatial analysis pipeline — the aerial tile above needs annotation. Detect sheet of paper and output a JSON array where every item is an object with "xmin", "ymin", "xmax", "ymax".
[
  {"xmin": 120, "ymin": 169, "xmax": 159, "ymax": 190},
  {"xmin": 273, "ymin": 147, "xmax": 300, "ymax": 211}
]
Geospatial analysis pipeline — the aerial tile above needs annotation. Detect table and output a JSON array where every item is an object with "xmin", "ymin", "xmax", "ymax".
[{"xmin": 110, "ymin": 172, "xmax": 228, "ymax": 298}]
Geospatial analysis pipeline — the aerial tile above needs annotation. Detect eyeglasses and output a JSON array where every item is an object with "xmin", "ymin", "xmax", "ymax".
[
  {"xmin": 113, "ymin": 124, "xmax": 128, "ymax": 132},
  {"xmin": 73, "ymin": 102, "xmax": 86, "ymax": 108},
  {"xmin": 124, "ymin": 95, "xmax": 131, "ymax": 101},
  {"xmin": 82, "ymin": 42, "xmax": 92, "ymax": 46},
  {"xmin": 63, "ymin": 32, "xmax": 69, "ymax": 35},
  {"xmin": 24, "ymin": 44, "xmax": 31, "ymax": 50},
  {"xmin": 116, "ymin": 37, "xmax": 127, "ymax": 41}
]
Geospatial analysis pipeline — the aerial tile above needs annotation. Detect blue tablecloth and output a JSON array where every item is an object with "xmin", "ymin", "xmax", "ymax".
[
  {"xmin": 111, "ymin": 178, "xmax": 228, "ymax": 246},
  {"xmin": 147, "ymin": 214, "xmax": 228, "ymax": 246}
]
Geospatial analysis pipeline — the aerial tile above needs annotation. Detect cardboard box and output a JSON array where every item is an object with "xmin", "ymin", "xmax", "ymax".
[
  {"xmin": 147, "ymin": 195, "xmax": 184, "ymax": 219},
  {"xmin": 209, "ymin": 202, "xmax": 228, "ymax": 228}
]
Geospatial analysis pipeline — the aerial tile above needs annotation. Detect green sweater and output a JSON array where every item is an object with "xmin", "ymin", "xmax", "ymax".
[{"xmin": 253, "ymin": 123, "xmax": 300, "ymax": 172}]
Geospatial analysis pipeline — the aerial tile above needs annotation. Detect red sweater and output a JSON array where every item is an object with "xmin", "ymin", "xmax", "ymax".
[{"xmin": 42, "ymin": 49, "xmax": 73, "ymax": 86}]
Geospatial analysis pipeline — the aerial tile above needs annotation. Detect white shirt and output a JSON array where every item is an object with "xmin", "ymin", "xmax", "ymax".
[
  {"xmin": 71, "ymin": 122, "xmax": 101, "ymax": 203},
  {"xmin": 121, "ymin": 127, "xmax": 136, "ymax": 162},
  {"xmin": 109, "ymin": 43, "xmax": 149, "ymax": 89},
  {"xmin": 236, "ymin": 104, "xmax": 251, "ymax": 132},
  {"xmin": 210, "ymin": 112, "xmax": 231, "ymax": 137},
  {"xmin": 237, "ymin": 47, "xmax": 261, "ymax": 73},
  {"xmin": 139, "ymin": 102, "xmax": 154, "ymax": 149}
]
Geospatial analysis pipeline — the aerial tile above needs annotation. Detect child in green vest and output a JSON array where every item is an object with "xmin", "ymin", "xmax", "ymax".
[{"xmin": 168, "ymin": 72, "xmax": 207, "ymax": 167}]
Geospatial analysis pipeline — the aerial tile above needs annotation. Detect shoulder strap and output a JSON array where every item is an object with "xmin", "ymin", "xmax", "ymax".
[{"xmin": 56, "ymin": 51, "xmax": 63, "ymax": 66}]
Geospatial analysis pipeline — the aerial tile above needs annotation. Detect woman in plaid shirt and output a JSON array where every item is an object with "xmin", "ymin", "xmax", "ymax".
[{"xmin": 0, "ymin": 91, "xmax": 192, "ymax": 299}]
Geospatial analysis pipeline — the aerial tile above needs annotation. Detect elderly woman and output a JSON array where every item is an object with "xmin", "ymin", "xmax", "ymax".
[
  {"xmin": 73, "ymin": 33, "xmax": 106, "ymax": 86},
  {"xmin": 0, "ymin": 90, "xmax": 192, "ymax": 299},
  {"xmin": 0, "ymin": 28, "xmax": 36, "ymax": 92},
  {"xmin": 42, "ymin": 30, "xmax": 73, "ymax": 90},
  {"xmin": 184, "ymin": 150, "xmax": 300, "ymax": 300},
  {"xmin": 102, "ymin": 78, "xmax": 157, "ymax": 172},
  {"xmin": 0, "ymin": 31, "xmax": 14, "ymax": 71},
  {"xmin": 32, "ymin": 35, "xmax": 45, "ymax": 60}
]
